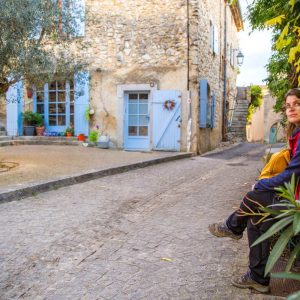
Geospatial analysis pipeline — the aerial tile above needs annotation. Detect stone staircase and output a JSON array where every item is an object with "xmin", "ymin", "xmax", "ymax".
[
  {"xmin": 0, "ymin": 126, "xmax": 6, "ymax": 136},
  {"xmin": 227, "ymin": 87, "xmax": 250, "ymax": 142}
]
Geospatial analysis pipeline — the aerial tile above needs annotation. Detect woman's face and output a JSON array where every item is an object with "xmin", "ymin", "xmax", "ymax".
[{"xmin": 285, "ymin": 95, "xmax": 300, "ymax": 126}]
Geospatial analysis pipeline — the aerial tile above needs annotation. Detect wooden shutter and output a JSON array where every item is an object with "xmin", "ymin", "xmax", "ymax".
[
  {"xmin": 199, "ymin": 79, "xmax": 208, "ymax": 128},
  {"xmin": 211, "ymin": 92, "xmax": 216, "ymax": 128},
  {"xmin": 74, "ymin": 71, "xmax": 89, "ymax": 136},
  {"xmin": 6, "ymin": 81, "xmax": 23, "ymax": 136}
]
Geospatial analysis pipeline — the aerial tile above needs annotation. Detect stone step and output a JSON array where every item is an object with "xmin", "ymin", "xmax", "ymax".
[
  {"xmin": 231, "ymin": 121, "xmax": 247, "ymax": 125},
  {"xmin": 13, "ymin": 136, "xmax": 78, "ymax": 141},
  {"xmin": 0, "ymin": 136, "xmax": 12, "ymax": 141},
  {"xmin": 0, "ymin": 139, "xmax": 81, "ymax": 147}
]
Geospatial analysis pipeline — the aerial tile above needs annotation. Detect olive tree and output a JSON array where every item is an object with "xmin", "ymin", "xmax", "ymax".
[{"xmin": 0, "ymin": 0, "xmax": 87, "ymax": 98}]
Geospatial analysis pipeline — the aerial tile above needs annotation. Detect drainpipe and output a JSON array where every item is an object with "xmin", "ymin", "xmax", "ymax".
[
  {"xmin": 187, "ymin": 0, "xmax": 191, "ymax": 119},
  {"xmin": 186, "ymin": 0, "xmax": 192, "ymax": 152},
  {"xmin": 222, "ymin": 3, "xmax": 228, "ymax": 140}
]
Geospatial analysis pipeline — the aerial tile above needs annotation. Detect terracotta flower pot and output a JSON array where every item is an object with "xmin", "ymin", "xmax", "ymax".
[
  {"xmin": 66, "ymin": 132, "xmax": 73, "ymax": 137},
  {"xmin": 36, "ymin": 126, "xmax": 45, "ymax": 136},
  {"xmin": 77, "ymin": 134, "xmax": 85, "ymax": 141}
]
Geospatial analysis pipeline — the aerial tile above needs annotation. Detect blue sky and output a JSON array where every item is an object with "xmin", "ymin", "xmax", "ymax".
[{"xmin": 236, "ymin": 0, "xmax": 273, "ymax": 86}]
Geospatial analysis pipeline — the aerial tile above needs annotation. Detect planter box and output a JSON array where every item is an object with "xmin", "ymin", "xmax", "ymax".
[
  {"xmin": 24, "ymin": 126, "xmax": 35, "ymax": 136},
  {"xmin": 98, "ymin": 135, "xmax": 109, "ymax": 149}
]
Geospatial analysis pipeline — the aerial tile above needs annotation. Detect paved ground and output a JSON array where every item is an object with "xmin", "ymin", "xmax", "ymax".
[
  {"xmin": 0, "ymin": 142, "xmax": 284, "ymax": 299},
  {"xmin": 0, "ymin": 145, "xmax": 189, "ymax": 194}
]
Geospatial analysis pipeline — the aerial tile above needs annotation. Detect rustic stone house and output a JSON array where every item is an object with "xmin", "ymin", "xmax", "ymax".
[{"xmin": 5, "ymin": 0, "xmax": 243, "ymax": 153}]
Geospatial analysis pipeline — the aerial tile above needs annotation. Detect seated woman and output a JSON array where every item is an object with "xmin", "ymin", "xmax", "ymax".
[{"xmin": 209, "ymin": 88, "xmax": 300, "ymax": 293}]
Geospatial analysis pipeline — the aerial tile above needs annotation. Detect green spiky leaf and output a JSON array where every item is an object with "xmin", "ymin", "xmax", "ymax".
[
  {"xmin": 285, "ymin": 243, "xmax": 300, "ymax": 272},
  {"xmin": 287, "ymin": 290, "xmax": 300, "ymax": 300},
  {"xmin": 265, "ymin": 225, "xmax": 294, "ymax": 276},
  {"xmin": 252, "ymin": 216, "xmax": 293, "ymax": 247},
  {"xmin": 293, "ymin": 213, "xmax": 300, "ymax": 235}
]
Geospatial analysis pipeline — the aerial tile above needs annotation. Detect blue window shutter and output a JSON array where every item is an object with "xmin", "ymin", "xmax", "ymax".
[
  {"xmin": 74, "ymin": 71, "xmax": 89, "ymax": 136},
  {"xmin": 211, "ymin": 92, "xmax": 216, "ymax": 128},
  {"xmin": 63, "ymin": 0, "xmax": 85, "ymax": 37},
  {"xmin": 6, "ymin": 81, "xmax": 23, "ymax": 136},
  {"xmin": 199, "ymin": 79, "xmax": 208, "ymax": 128}
]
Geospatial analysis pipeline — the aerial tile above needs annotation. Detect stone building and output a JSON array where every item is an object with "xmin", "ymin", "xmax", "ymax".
[
  {"xmin": 5, "ymin": 0, "xmax": 243, "ymax": 153},
  {"xmin": 246, "ymin": 87, "xmax": 285, "ymax": 143}
]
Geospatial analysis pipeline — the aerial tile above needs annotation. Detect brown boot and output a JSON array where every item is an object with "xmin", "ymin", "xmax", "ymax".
[
  {"xmin": 208, "ymin": 222, "xmax": 242, "ymax": 240},
  {"xmin": 231, "ymin": 272, "xmax": 270, "ymax": 293}
]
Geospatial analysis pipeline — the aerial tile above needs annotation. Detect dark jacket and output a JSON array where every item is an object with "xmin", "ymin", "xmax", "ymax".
[{"xmin": 255, "ymin": 127, "xmax": 300, "ymax": 192}]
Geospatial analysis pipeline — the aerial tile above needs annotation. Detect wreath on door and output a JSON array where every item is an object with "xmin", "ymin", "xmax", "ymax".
[{"xmin": 163, "ymin": 100, "xmax": 176, "ymax": 110}]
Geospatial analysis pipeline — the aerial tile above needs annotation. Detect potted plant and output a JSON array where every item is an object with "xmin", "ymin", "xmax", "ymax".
[
  {"xmin": 22, "ymin": 111, "xmax": 36, "ymax": 136},
  {"xmin": 65, "ymin": 126, "xmax": 74, "ymax": 137},
  {"xmin": 98, "ymin": 134, "xmax": 110, "ymax": 149},
  {"xmin": 34, "ymin": 112, "xmax": 45, "ymax": 136},
  {"xmin": 77, "ymin": 133, "xmax": 85, "ymax": 141},
  {"xmin": 85, "ymin": 106, "xmax": 95, "ymax": 121},
  {"xmin": 88, "ymin": 129, "xmax": 99, "ymax": 146}
]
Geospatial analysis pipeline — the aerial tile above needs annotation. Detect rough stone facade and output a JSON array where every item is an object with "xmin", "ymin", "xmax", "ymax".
[
  {"xmin": 82, "ymin": 0, "xmax": 241, "ymax": 152},
  {"xmin": 3, "ymin": 0, "xmax": 242, "ymax": 153}
]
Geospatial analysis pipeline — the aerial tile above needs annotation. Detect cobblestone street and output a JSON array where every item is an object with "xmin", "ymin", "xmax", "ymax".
[{"xmin": 0, "ymin": 143, "xmax": 275, "ymax": 300}]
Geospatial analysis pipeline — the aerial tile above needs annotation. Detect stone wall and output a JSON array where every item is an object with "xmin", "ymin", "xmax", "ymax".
[
  {"xmin": 0, "ymin": 0, "xmax": 238, "ymax": 151},
  {"xmin": 77, "ymin": 0, "xmax": 189, "ymax": 149},
  {"xmin": 73, "ymin": 0, "xmax": 241, "ymax": 151},
  {"xmin": 188, "ymin": 0, "xmax": 240, "ymax": 153},
  {"xmin": 247, "ymin": 87, "xmax": 285, "ymax": 143}
]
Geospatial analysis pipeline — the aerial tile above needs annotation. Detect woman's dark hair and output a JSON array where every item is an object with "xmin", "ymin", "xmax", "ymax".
[{"xmin": 285, "ymin": 88, "xmax": 300, "ymax": 138}]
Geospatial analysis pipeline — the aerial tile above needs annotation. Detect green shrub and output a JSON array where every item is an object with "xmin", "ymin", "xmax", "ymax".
[
  {"xmin": 251, "ymin": 174, "xmax": 300, "ymax": 299},
  {"xmin": 89, "ymin": 130, "xmax": 99, "ymax": 143},
  {"xmin": 34, "ymin": 112, "xmax": 44, "ymax": 127},
  {"xmin": 247, "ymin": 85, "xmax": 263, "ymax": 123},
  {"xmin": 22, "ymin": 111, "xmax": 36, "ymax": 125},
  {"xmin": 23, "ymin": 111, "xmax": 44, "ymax": 126}
]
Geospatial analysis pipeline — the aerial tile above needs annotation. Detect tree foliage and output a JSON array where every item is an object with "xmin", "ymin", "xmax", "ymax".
[
  {"xmin": 247, "ymin": 85, "xmax": 263, "ymax": 123},
  {"xmin": 247, "ymin": 0, "xmax": 300, "ymax": 111},
  {"xmin": 0, "ymin": 0, "xmax": 87, "ymax": 97}
]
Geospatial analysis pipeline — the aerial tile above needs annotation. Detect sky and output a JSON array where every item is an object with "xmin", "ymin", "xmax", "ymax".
[{"xmin": 236, "ymin": 0, "xmax": 273, "ymax": 86}]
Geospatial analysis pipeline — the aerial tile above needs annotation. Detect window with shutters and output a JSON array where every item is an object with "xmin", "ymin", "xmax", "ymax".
[{"xmin": 33, "ymin": 79, "xmax": 74, "ymax": 129}]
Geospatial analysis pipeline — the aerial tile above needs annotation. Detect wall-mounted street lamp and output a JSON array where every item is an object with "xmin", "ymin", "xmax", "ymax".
[{"xmin": 236, "ymin": 49, "xmax": 244, "ymax": 67}]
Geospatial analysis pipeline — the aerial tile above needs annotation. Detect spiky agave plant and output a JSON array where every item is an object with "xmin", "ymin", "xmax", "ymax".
[{"xmin": 252, "ymin": 174, "xmax": 300, "ymax": 300}]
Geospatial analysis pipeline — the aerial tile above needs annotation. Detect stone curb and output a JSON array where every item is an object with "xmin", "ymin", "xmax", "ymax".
[
  {"xmin": 0, "ymin": 152, "xmax": 193, "ymax": 204},
  {"xmin": 0, "ymin": 139, "xmax": 80, "ymax": 147}
]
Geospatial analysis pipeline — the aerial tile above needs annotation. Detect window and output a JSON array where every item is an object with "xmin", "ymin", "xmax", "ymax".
[
  {"xmin": 48, "ymin": 81, "xmax": 67, "ymax": 126},
  {"xmin": 127, "ymin": 92, "xmax": 149, "ymax": 137},
  {"xmin": 209, "ymin": 21, "xmax": 219, "ymax": 55},
  {"xmin": 209, "ymin": 21, "xmax": 214, "ymax": 51},
  {"xmin": 34, "ymin": 79, "xmax": 74, "ymax": 130},
  {"xmin": 230, "ymin": 45, "xmax": 235, "ymax": 68},
  {"xmin": 199, "ymin": 79, "xmax": 216, "ymax": 128}
]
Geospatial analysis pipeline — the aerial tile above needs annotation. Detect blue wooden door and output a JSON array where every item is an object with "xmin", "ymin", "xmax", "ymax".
[
  {"xmin": 269, "ymin": 125, "xmax": 277, "ymax": 144},
  {"xmin": 153, "ymin": 90, "xmax": 181, "ymax": 151},
  {"xmin": 74, "ymin": 71, "xmax": 89, "ymax": 136},
  {"xmin": 124, "ymin": 92, "xmax": 150, "ymax": 150},
  {"xmin": 6, "ymin": 81, "xmax": 23, "ymax": 136}
]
